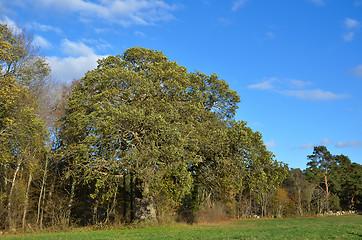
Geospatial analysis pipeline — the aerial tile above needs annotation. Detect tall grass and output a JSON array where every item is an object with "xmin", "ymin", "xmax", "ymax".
[{"xmin": 3, "ymin": 214, "xmax": 361, "ymax": 239}]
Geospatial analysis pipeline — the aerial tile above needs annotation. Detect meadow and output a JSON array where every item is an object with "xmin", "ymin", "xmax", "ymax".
[{"xmin": 3, "ymin": 214, "xmax": 361, "ymax": 240}]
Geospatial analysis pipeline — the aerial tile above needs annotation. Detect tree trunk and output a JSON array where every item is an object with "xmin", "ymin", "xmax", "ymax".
[
  {"xmin": 22, "ymin": 172, "xmax": 33, "ymax": 229},
  {"xmin": 3, "ymin": 164, "xmax": 8, "ymax": 189},
  {"xmin": 297, "ymin": 189, "xmax": 303, "ymax": 216},
  {"xmin": 39, "ymin": 184, "xmax": 46, "ymax": 228},
  {"xmin": 134, "ymin": 182, "xmax": 156, "ymax": 221},
  {"xmin": 350, "ymin": 194, "xmax": 355, "ymax": 210},
  {"xmin": 8, "ymin": 161, "xmax": 21, "ymax": 229},
  {"xmin": 249, "ymin": 189, "xmax": 252, "ymax": 216},
  {"xmin": 37, "ymin": 156, "xmax": 48, "ymax": 227},
  {"xmin": 93, "ymin": 200, "xmax": 98, "ymax": 224},
  {"xmin": 45, "ymin": 162, "xmax": 57, "ymax": 227},
  {"xmin": 130, "ymin": 172, "xmax": 134, "ymax": 221},
  {"xmin": 324, "ymin": 167, "xmax": 329, "ymax": 211},
  {"xmin": 105, "ymin": 184, "xmax": 118, "ymax": 224},
  {"xmin": 238, "ymin": 190, "xmax": 242, "ymax": 218},
  {"xmin": 66, "ymin": 177, "xmax": 76, "ymax": 226},
  {"xmin": 123, "ymin": 176, "xmax": 127, "ymax": 220},
  {"xmin": 259, "ymin": 192, "xmax": 269, "ymax": 217}
]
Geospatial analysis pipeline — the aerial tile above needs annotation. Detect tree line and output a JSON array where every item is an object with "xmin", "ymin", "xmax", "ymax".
[{"xmin": 0, "ymin": 23, "xmax": 361, "ymax": 231}]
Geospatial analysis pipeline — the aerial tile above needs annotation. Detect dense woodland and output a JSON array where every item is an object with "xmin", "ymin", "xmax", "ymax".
[{"xmin": 0, "ymin": 23, "xmax": 361, "ymax": 231}]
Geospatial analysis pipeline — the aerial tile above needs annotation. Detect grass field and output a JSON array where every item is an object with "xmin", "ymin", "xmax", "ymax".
[{"xmin": 3, "ymin": 214, "xmax": 362, "ymax": 240}]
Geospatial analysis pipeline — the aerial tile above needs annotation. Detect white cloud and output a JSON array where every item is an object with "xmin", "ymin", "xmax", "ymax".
[
  {"xmin": 336, "ymin": 140, "xmax": 362, "ymax": 148},
  {"xmin": 0, "ymin": 2, "xmax": 11, "ymax": 15},
  {"xmin": 81, "ymin": 38, "xmax": 112, "ymax": 51},
  {"xmin": 249, "ymin": 78, "xmax": 312, "ymax": 91},
  {"xmin": 32, "ymin": 0, "xmax": 178, "ymax": 27},
  {"xmin": 287, "ymin": 79, "xmax": 313, "ymax": 89},
  {"xmin": 343, "ymin": 32, "xmax": 355, "ymax": 42},
  {"xmin": 282, "ymin": 89, "xmax": 349, "ymax": 101},
  {"xmin": 319, "ymin": 138, "xmax": 333, "ymax": 146},
  {"xmin": 266, "ymin": 32, "xmax": 275, "ymax": 39},
  {"xmin": 1, "ymin": 16, "xmax": 15, "ymax": 28},
  {"xmin": 33, "ymin": 35, "xmax": 53, "ymax": 49},
  {"xmin": 299, "ymin": 138, "xmax": 333, "ymax": 149},
  {"xmin": 0, "ymin": 16, "xmax": 21, "ymax": 33},
  {"xmin": 309, "ymin": 0, "xmax": 325, "ymax": 6},
  {"xmin": 47, "ymin": 39, "xmax": 107, "ymax": 83},
  {"xmin": 217, "ymin": 17, "xmax": 232, "ymax": 25},
  {"xmin": 249, "ymin": 77, "xmax": 349, "ymax": 101},
  {"xmin": 343, "ymin": 18, "xmax": 360, "ymax": 42},
  {"xmin": 344, "ymin": 18, "xmax": 360, "ymax": 29},
  {"xmin": 30, "ymin": 22, "xmax": 62, "ymax": 34},
  {"xmin": 134, "ymin": 31, "xmax": 147, "ymax": 38},
  {"xmin": 47, "ymin": 55, "xmax": 104, "ymax": 83},
  {"xmin": 61, "ymin": 39, "xmax": 96, "ymax": 57},
  {"xmin": 202, "ymin": 1, "xmax": 211, "ymax": 6},
  {"xmin": 355, "ymin": 1, "xmax": 362, "ymax": 6},
  {"xmin": 351, "ymin": 64, "xmax": 362, "ymax": 77},
  {"xmin": 265, "ymin": 140, "xmax": 275, "ymax": 148},
  {"xmin": 94, "ymin": 28, "xmax": 112, "ymax": 34},
  {"xmin": 0, "ymin": 1, "xmax": 25, "ymax": 15},
  {"xmin": 232, "ymin": 0, "xmax": 248, "ymax": 11},
  {"xmin": 299, "ymin": 142, "xmax": 314, "ymax": 149},
  {"xmin": 248, "ymin": 77, "xmax": 277, "ymax": 90}
]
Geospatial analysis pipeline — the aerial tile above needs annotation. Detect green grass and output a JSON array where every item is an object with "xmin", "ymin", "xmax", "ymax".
[{"xmin": 3, "ymin": 215, "xmax": 362, "ymax": 240}]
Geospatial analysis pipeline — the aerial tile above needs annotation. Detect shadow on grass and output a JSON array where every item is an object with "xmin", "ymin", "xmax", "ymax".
[{"xmin": 348, "ymin": 231, "xmax": 362, "ymax": 238}]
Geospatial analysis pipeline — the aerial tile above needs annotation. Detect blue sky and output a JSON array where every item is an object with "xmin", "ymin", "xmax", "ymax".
[{"xmin": 1, "ymin": 0, "xmax": 361, "ymax": 169}]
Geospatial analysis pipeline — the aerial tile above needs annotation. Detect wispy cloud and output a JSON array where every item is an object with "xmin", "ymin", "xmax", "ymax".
[
  {"xmin": 248, "ymin": 78, "xmax": 349, "ymax": 101},
  {"xmin": 47, "ymin": 39, "xmax": 107, "ymax": 83},
  {"xmin": 320, "ymin": 138, "xmax": 333, "ymax": 146},
  {"xmin": 343, "ymin": 32, "xmax": 355, "ymax": 42},
  {"xmin": 61, "ymin": 39, "xmax": 95, "ymax": 57},
  {"xmin": 299, "ymin": 139, "xmax": 362, "ymax": 149},
  {"xmin": 309, "ymin": 0, "xmax": 325, "ymax": 6},
  {"xmin": 266, "ymin": 32, "xmax": 276, "ymax": 39},
  {"xmin": 0, "ymin": 16, "xmax": 21, "ymax": 32},
  {"xmin": 31, "ymin": 0, "xmax": 178, "ymax": 27},
  {"xmin": 248, "ymin": 77, "xmax": 277, "ymax": 90},
  {"xmin": 1, "ymin": 17, "xmax": 55, "ymax": 50},
  {"xmin": 336, "ymin": 140, "xmax": 362, "ymax": 148},
  {"xmin": 0, "ymin": 1, "xmax": 25, "ymax": 15},
  {"xmin": 232, "ymin": 0, "xmax": 248, "ymax": 11},
  {"xmin": 343, "ymin": 18, "xmax": 360, "ymax": 41},
  {"xmin": 33, "ymin": 35, "xmax": 53, "ymax": 49},
  {"xmin": 299, "ymin": 138, "xmax": 333, "ymax": 149},
  {"xmin": 265, "ymin": 140, "xmax": 275, "ymax": 148},
  {"xmin": 299, "ymin": 142, "xmax": 314, "ymax": 149},
  {"xmin": 0, "ymin": 2, "xmax": 11, "ymax": 15},
  {"xmin": 282, "ymin": 89, "xmax": 349, "ymax": 101},
  {"xmin": 29, "ymin": 22, "xmax": 63, "ymax": 34},
  {"xmin": 217, "ymin": 17, "xmax": 232, "ymax": 25},
  {"xmin": 351, "ymin": 64, "xmax": 362, "ymax": 77},
  {"xmin": 345, "ymin": 18, "xmax": 360, "ymax": 29},
  {"xmin": 287, "ymin": 79, "xmax": 313, "ymax": 89},
  {"xmin": 202, "ymin": 1, "xmax": 211, "ymax": 6},
  {"xmin": 134, "ymin": 31, "xmax": 147, "ymax": 38},
  {"xmin": 355, "ymin": 1, "xmax": 362, "ymax": 7},
  {"xmin": 81, "ymin": 38, "xmax": 112, "ymax": 52}
]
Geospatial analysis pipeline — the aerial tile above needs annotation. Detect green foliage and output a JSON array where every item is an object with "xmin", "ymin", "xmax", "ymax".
[
  {"xmin": 60, "ymin": 47, "xmax": 288, "ymax": 222},
  {"xmin": 332, "ymin": 155, "xmax": 362, "ymax": 210},
  {"xmin": 62, "ymin": 48, "xmax": 198, "ymax": 217},
  {"xmin": 304, "ymin": 146, "xmax": 362, "ymax": 212},
  {"xmin": 305, "ymin": 146, "xmax": 335, "ymax": 182},
  {"xmin": 0, "ymin": 22, "xmax": 49, "ymax": 230},
  {"xmin": 0, "ymin": 22, "xmax": 360, "ymax": 230}
]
